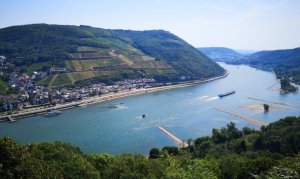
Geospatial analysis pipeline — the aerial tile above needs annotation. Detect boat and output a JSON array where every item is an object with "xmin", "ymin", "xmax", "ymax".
[
  {"xmin": 142, "ymin": 114, "xmax": 147, "ymax": 118},
  {"xmin": 107, "ymin": 105, "xmax": 118, "ymax": 109},
  {"xmin": 79, "ymin": 103, "xmax": 87, "ymax": 107},
  {"xmin": 218, "ymin": 90, "xmax": 236, "ymax": 97},
  {"xmin": 44, "ymin": 109, "xmax": 62, "ymax": 117}
]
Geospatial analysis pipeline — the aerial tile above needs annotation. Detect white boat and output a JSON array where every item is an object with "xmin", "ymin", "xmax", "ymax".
[
  {"xmin": 44, "ymin": 109, "xmax": 62, "ymax": 117},
  {"xmin": 79, "ymin": 103, "xmax": 87, "ymax": 107}
]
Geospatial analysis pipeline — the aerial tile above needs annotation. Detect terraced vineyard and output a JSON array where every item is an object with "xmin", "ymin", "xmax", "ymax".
[
  {"xmin": 44, "ymin": 45, "xmax": 174, "ymax": 87},
  {"xmin": 131, "ymin": 61, "xmax": 172, "ymax": 69},
  {"xmin": 38, "ymin": 71, "xmax": 111, "ymax": 87}
]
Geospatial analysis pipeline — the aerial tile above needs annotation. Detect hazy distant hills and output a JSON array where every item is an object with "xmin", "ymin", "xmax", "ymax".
[
  {"xmin": 198, "ymin": 46, "xmax": 300, "ymax": 84},
  {"xmin": 0, "ymin": 24, "xmax": 224, "ymax": 88},
  {"xmin": 197, "ymin": 47, "xmax": 243, "ymax": 62},
  {"xmin": 239, "ymin": 48, "xmax": 300, "ymax": 84},
  {"xmin": 240, "ymin": 48, "xmax": 300, "ymax": 66}
]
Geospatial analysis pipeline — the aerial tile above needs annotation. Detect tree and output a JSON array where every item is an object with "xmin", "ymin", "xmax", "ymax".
[
  {"xmin": 263, "ymin": 104, "xmax": 270, "ymax": 111},
  {"xmin": 194, "ymin": 136, "xmax": 211, "ymax": 146},
  {"xmin": 242, "ymin": 127, "xmax": 253, "ymax": 135},
  {"xmin": 162, "ymin": 146, "xmax": 179, "ymax": 156},
  {"xmin": 187, "ymin": 138, "xmax": 193, "ymax": 148},
  {"xmin": 0, "ymin": 137, "xmax": 62, "ymax": 178},
  {"xmin": 227, "ymin": 122, "xmax": 243, "ymax": 140},
  {"xmin": 194, "ymin": 141, "xmax": 214, "ymax": 158},
  {"xmin": 240, "ymin": 140, "xmax": 247, "ymax": 152}
]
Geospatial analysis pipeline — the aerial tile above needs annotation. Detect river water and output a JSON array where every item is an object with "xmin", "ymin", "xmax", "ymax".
[{"xmin": 0, "ymin": 63, "xmax": 299, "ymax": 155}]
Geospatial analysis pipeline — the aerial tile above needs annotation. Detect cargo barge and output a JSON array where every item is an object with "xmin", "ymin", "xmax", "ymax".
[{"xmin": 218, "ymin": 90, "xmax": 236, "ymax": 97}]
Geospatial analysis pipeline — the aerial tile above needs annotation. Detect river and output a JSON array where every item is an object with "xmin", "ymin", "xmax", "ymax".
[{"xmin": 0, "ymin": 63, "xmax": 299, "ymax": 155}]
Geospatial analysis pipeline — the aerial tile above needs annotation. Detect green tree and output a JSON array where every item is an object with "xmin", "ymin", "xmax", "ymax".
[
  {"xmin": 149, "ymin": 148, "xmax": 160, "ymax": 159},
  {"xmin": 194, "ymin": 141, "xmax": 214, "ymax": 158}
]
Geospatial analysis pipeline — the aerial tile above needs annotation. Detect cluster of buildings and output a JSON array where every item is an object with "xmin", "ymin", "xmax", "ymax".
[
  {"xmin": 0, "ymin": 55, "xmax": 156, "ymax": 112},
  {"xmin": 1, "ymin": 72, "xmax": 155, "ymax": 111}
]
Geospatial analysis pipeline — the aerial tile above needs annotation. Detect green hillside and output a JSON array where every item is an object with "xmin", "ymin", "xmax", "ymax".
[
  {"xmin": 0, "ymin": 116, "xmax": 299, "ymax": 178},
  {"xmin": 115, "ymin": 30, "xmax": 225, "ymax": 78},
  {"xmin": 238, "ymin": 48, "xmax": 300, "ymax": 84},
  {"xmin": 198, "ymin": 47, "xmax": 243, "ymax": 62},
  {"xmin": 0, "ymin": 24, "xmax": 225, "ymax": 87}
]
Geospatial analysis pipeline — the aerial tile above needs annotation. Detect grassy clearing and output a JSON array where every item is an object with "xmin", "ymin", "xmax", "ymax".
[
  {"xmin": 26, "ymin": 61, "xmax": 53, "ymax": 74},
  {"xmin": 0, "ymin": 79, "xmax": 9, "ymax": 94},
  {"xmin": 50, "ymin": 75, "xmax": 73, "ymax": 87},
  {"xmin": 65, "ymin": 59, "xmax": 121, "ymax": 71},
  {"xmin": 37, "ymin": 76, "xmax": 53, "ymax": 86}
]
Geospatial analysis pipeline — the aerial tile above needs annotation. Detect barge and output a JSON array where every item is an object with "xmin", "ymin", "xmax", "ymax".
[{"xmin": 218, "ymin": 90, "xmax": 236, "ymax": 97}]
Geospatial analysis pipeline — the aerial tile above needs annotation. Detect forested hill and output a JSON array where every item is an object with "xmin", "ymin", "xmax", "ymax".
[
  {"xmin": 198, "ymin": 47, "xmax": 243, "ymax": 62},
  {"xmin": 0, "ymin": 116, "xmax": 299, "ymax": 178},
  {"xmin": 0, "ymin": 24, "xmax": 224, "ymax": 88},
  {"xmin": 114, "ymin": 30, "xmax": 225, "ymax": 78},
  {"xmin": 238, "ymin": 47, "xmax": 300, "ymax": 84}
]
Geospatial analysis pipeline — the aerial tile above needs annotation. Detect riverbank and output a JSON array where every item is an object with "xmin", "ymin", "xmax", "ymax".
[{"xmin": 0, "ymin": 71, "xmax": 229, "ymax": 121}]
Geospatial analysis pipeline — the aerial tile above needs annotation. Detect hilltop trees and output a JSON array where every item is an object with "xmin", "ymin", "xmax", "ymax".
[{"xmin": 0, "ymin": 116, "xmax": 300, "ymax": 178}]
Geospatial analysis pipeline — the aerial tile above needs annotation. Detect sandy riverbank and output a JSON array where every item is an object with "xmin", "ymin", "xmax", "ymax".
[{"xmin": 0, "ymin": 72, "xmax": 229, "ymax": 121}]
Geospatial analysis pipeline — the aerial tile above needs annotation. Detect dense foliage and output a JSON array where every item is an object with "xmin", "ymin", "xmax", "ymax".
[
  {"xmin": 0, "ymin": 116, "xmax": 299, "ymax": 178},
  {"xmin": 236, "ymin": 48, "xmax": 300, "ymax": 85},
  {"xmin": 114, "ymin": 30, "xmax": 225, "ymax": 79}
]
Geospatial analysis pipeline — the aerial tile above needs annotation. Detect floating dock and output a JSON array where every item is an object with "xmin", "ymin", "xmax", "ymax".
[
  {"xmin": 214, "ymin": 107, "xmax": 268, "ymax": 127},
  {"xmin": 157, "ymin": 126, "xmax": 188, "ymax": 148}
]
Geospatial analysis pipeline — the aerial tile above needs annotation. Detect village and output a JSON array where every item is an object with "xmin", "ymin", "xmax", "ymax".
[{"xmin": 0, "ymin": 55, "xmax": 156, "ymax": 112}]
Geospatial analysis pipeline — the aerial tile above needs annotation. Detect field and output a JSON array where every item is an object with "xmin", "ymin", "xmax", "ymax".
[
  {"xmin": 38, "ymin": 44, "xmax": 176, "ymax": 87},
  {"xmin": 144, "ymin": 69, "xmax": 177, "ymax": 76},
  {"xmin": 77, "ymin": 46, "xmax": 109, "ymax": 53},
  {"xmin": 0, "ymin": 79, "xmax": 9, "ymax": 94},
  {"xmin": 65, "ymin": 59, "xmax": 121, "ymax": 71},
  {"xmin": 38, "ymin": 71, "xmax": 111, "ymax": 88},
  {"xmin": 131, "ymin": 61, "xmax": 172, "ymax": 69}
]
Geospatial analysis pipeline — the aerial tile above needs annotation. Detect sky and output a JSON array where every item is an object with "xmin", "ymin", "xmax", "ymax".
[{"xmin": 0, "ymin": 0, "xmax": 300, "ymax": 50}]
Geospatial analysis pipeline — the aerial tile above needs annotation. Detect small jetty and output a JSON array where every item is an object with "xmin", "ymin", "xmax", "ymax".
[
  {"xmin": 248, "ymin": 97, "xmax": 300, "ymax": 109},
  {"xmin": 214, "ymin": 107, "xmax": 268, "ymax": 127},
  {"xmin": 157, "ymin": 126, "xmax": 188, "ymax": 148},
  {"xmin": 7, "ymin": 116, "xmax": 16, "ymax": 123}
]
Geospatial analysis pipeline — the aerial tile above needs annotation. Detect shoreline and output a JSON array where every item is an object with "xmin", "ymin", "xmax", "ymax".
[{"xmin": 0, "ymin": 71, "xmax": 229, "ymax": 121}]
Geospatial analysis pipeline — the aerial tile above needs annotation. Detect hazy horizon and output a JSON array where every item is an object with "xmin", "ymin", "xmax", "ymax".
[{"xmin": 1, "ymin": 0, "xmax": 300, "ymax": 51}]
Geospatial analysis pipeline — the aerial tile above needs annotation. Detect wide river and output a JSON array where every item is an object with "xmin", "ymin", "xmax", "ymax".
[{"xmin": 0, "ymin": 63, "xmax": 299, "ymax": 155}]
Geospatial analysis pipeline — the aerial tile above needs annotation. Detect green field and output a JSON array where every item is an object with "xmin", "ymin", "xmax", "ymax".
[
  {"xmin": 128, "ymin": 55, "xmax": 155, "ymax": 63},
  {"xmin": 77, "ymin": 46, "xmax": 108, "ymax": 53},
  {"xmin": 66, "ymin": 59, "xmax": 121, "ymax": 71},
  {"xmin": 70, "ymin": 52, "xmax": 111, "ymax": 59},
  {"xmin": 144, "ymin": 69, "xmax": 177, "ymax": 76},
  {"xmin": 131, "ymin": 61, "xmax": 172, "ymax": 69},
  {"xmin": 38, "ymin": 71, "xmax": 111, "ymax": 87},
  {"xmin": 0, "ymin": 79, "xmax": 9, "ymax": 94}
]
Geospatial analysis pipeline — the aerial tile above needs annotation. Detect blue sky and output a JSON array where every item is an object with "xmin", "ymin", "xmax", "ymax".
[{"xmin": 0, "ymin": 0, "xmax": 300, "ymax": 50}]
